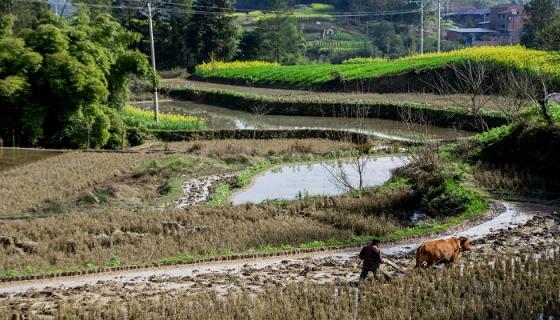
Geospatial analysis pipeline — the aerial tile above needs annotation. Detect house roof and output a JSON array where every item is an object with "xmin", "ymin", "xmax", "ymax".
[
  {"xmin": 491, "ymin": 4, "xmax": 523, "ymax": 9},
  {"xmin": 447, "ymin": 6, "xmax": 490, "ymax": 16},
  {"xmin": 447, "ymin": 28, "xmax": 497, "ymax": 33},
  {"xmin": 491, "ymin": 4, "xmax": 524, "ymax": 14}
]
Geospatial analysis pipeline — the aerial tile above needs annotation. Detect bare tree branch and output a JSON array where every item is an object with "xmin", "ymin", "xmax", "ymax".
[
  {"xmin": 430, "ymin": 60, "xmax": 494, "ymax": 131},
  {"xmin": 322, "ymin": 103, "xmax": 371, "ymax": 192},
  {"xmin": 250, "ymin": 102, "xmax": 271, "ymax": 139}
]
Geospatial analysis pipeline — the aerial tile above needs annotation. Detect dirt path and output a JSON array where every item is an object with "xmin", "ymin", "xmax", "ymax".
[
  {"xmin": 1, "ymin": 202, "xmax": 558, "ymax": 317},
  {"xmin": 163, "ymin": 78, "xmax": 504, "ymax": 110}
]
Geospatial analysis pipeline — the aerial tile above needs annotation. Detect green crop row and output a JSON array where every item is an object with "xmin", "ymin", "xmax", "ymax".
[
  {"xmin": 192, "ymin": 46, "xmax": 560, "ymax": 90},
  {"xmin": 234, "ymin": 11, "xmax": 333, "ymax": 22},
  {"xmin": 307, "ymin": 40, "xmax": 370, "ymax": 49}
]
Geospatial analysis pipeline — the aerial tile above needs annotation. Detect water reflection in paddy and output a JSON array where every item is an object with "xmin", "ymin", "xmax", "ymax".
[
  {"xmin": 0, "ymin": 148, "xmax": 62, "ymax": 171},
  {"xmin": 133, "ymin": 100, "xmax": 473, "ymax": 141},
  {"xmin": 231, "ymin": 156, "xmax": 408, "ymax": 205}
]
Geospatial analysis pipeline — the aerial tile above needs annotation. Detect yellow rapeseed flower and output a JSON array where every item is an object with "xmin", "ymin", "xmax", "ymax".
[{"xmin": 196, "ymin": 61, "xmax": 279, "ymax": 75}]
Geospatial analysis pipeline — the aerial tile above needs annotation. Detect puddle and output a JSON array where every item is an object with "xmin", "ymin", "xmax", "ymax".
[
  {"xmin": 231, "ymin": 156, "xmax": 408, "ymax": 205},
  {"xmin": 0, "ymin": 202, "xmax": 539, "ymax": 296}
]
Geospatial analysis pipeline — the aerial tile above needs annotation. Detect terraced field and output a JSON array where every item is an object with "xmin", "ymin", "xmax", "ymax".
[{"xmin": 193, "ymin": 46, "xmax": 560, "ymax": 91}]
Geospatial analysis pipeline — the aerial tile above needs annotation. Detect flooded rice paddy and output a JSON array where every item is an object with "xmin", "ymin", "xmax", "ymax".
[
  {"xmin": 133, "ymin": 100, "xmax": 473, "ymax": 141},
  {"xmin": 231, "ymin": 156, "xmax": 408, "ymax": 205},
  {"xmin": 0, "ymin": 148, "xmax": 62, "ymax": 172}
]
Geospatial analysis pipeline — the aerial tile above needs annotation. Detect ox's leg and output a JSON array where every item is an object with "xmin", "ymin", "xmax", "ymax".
[
  {"xmin": 415, "ymin": 249, "xmax": 424, "ymax": 269},
  {"xmin": 415, "ymin": 259, "xmax": 429, "ymax": 269}
]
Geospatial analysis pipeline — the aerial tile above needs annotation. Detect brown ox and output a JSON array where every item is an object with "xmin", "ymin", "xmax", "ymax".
[{"xmin": 415, "ymin": 237, "xmax": 471, "ymax": 268}]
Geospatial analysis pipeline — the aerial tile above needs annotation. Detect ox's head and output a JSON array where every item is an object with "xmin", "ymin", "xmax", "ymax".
[{"xmin": 459, "ymin": 237, "xmax": 471, "ymax": 252}]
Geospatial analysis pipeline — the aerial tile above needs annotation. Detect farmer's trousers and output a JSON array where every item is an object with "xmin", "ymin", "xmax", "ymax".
[{"xmin": 359, "ymin": 266, "xmax": 381, "ymax": 282}]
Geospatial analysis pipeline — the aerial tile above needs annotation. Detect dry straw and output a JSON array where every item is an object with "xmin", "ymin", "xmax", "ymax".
[
  {"xmin": 0, "ymin": 190, "xmax": 410, "ymax": 273},
  {"xmin": 6, "ymin": 253, "xmax": 557, "ymax": 319},
  {"xmin": 0, "ymin": 152, "xmax": 159, "ymax": 215}
]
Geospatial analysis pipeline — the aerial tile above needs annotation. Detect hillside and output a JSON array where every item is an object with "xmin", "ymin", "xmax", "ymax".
[{"xmin": 193, "ymin": 46, "xmax": 560, "ymax": 92}]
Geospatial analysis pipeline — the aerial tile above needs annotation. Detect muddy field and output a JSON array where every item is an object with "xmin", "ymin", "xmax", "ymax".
[
  {"xmin": 1, "ymin": 137, "xmax": 558, "ymax": 319},
  {"xmin": 1, "ymin": 202, "xmax": 557, "ymax": 318},
  {"xmin": 163, "ymin": 79, "xmax": 507, "ymax": 111},
  {"xmin": 0, "ymin": 148, "xmax": 62, "ymax": 172}
]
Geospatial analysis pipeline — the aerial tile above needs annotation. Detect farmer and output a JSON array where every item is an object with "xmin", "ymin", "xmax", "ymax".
[{"xmin": 358, "ymin": 239, "xmax": 383, "ymax": 282}]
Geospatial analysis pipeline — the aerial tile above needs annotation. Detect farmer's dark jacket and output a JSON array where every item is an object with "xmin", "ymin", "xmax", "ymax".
[{"xmin": 359, "ymin": 245, "xmax": 382, "ymax": 270}]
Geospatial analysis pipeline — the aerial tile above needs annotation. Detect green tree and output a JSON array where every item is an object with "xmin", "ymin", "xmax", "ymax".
[
  {"xmin": 538, "ymin": 18, "xmax": 560, "ymax": 51},
  {"xmin": 0, "ymin": 15, "xmax": 44, "ymax": 146},
  {"xmin": 240, "ymin": 14, "xmax": 304, "ymax": 64},
  {"xmin": 370, "ymin": 21, "xmax": 406, "ymax": 58},
  {"xmin": 0, "ymin": 0, "xmax": 51, "ymax": 31},
  {"xmin": 264, "ymin": 0, "xmax": 289, "ymax": 10},
  {"xmin": 111, "ymin": 0, "xmax": 194, "ymax": 69},
  {"xmin": 237, "ymin": 29, "xmax": 260, "ymax": 61},
  {"xmin": 185, "ymin": 0, "xmax": 238, "ymax": 66},
  {"xmin": 65, "ymin": 104, "xmax": 111, "ymax": 149},
  {"xmin": 0, "ymin": 11, "xmax": 150, "ymax": 148},
  {"xmin": 521, "ymin": 0, "xmax": 559, "ymax": 49}
]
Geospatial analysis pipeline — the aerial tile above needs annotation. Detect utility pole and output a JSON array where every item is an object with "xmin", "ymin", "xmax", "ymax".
[
  {"xmin": 437, "ymin": 0, "xmax": 441, "ymax": 52},
  {"xmin": 420, "ymin": 1, "xmax": 424, "ymax": 54},
  {"xmin": 147, "ymin": 1, "xmax": 159, "ymax": 125}
]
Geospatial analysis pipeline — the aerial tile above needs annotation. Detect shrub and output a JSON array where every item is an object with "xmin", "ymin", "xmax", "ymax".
[
  {"xmin": 58, "ymin": 104, "xmax": 111, "ymax": 149},
  {"xmin": 104, "ymin": 107, "xmax": 128, "ymax": 149},
  {"xmin": 422, "ymin": 178, "xmax": 484, "ymax": 217}
]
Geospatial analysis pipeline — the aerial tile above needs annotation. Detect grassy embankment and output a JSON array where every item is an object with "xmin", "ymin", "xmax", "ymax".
[
  {"xmin": 193, "ymin": 46, "xmax": 560, "ymax": 90},
  {"xmin": 0, "ymin": 138, "xmax": 488, "ymax": 278},
  {"xmin": 22, "ymin": 254, "xmax": 559, "ymax": 319},
  {"xmin": 454, "ymin": 104, "xmax": 560, "ymax": 199}
]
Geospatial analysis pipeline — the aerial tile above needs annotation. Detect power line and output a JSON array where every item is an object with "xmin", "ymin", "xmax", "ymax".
[
  {"xmin": 125, "ymin": 0, "xmax": 424, "ymax": 15},
  {"xmin": 14, "ymin": 0, "xmax": 431, "ymax": 17},
  {"xmin": 158, "ymin": 7, "xmax": 428, "ymax": 18},
  {"xmin": 15, "ymin": 0, "xmax": 145, "ymax": 10},
  {"xmin": 146, "ymin": 1, "xmax": 428, "ymax": 17}
]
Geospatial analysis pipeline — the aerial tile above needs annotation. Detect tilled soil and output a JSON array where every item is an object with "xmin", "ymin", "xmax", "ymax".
[{"xmin": 1, "ymin": 206, "xmax": 558, "ymax": 318}]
